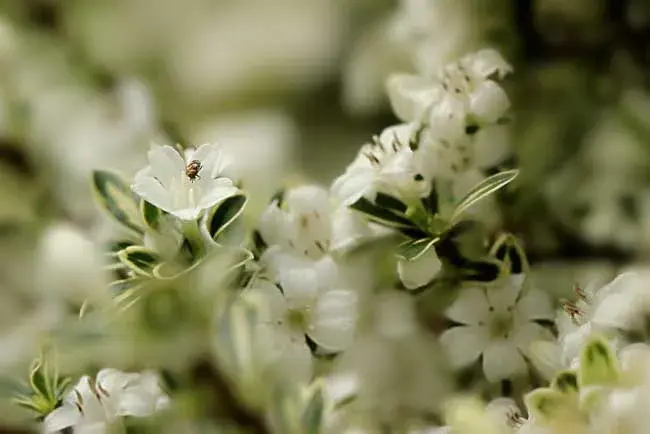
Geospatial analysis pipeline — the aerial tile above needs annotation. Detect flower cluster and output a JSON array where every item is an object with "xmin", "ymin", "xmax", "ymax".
[{"xmin": 13, "ymin": 45, "xmax": 629, "ymax": 434}]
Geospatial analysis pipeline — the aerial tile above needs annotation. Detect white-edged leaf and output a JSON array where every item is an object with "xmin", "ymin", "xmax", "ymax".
[
  {"xmin": 524, "ymin": 387, "xmax": 566, "ymax": 423},
  {"xmin": 92, "ymin": 170, "xmax": 144, "ymax": 235},
  {"xmin": 396, "ymin": 237, "xmax": 438, "ymax": 261},
  {"xmin": 450, "ymin": 169, "xmax": 519, "ymax": 223},
  {"xmin": 205, "ymin": 194, "xmax": 248, "ymax": 241},
  {"xmin": 117, "ymin": 246, "xmax": 161, "ymax": 277},
  {"xmin": 349, "ymin": 197, "xmax": 417, "ymax": 230}
]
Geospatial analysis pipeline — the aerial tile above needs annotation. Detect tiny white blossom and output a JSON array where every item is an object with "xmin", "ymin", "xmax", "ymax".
[
  {"xmin": 245, "ymin": 276, "xmax": 358, "ymax": 383},
  {"xmin": 259, "ymin": 185, "xmax": 378, "ymax": 258},
  {"xmin": 439, "ymin": 274, "xmax": 554, "ymax": 382},
  {"xmin": 43, "ymin": 369, "xmax": 169, "ymax": 434},
  {"xmin": 131, "ymin": 143, "xmax": 238, "ymax": 221},
  {"xmin": 388, "ymin": 49, "xmax": 512, "ymax": 125},
  {"xmin": 331, "ymin": 123, "xmax": 431, "ymax": 206}
]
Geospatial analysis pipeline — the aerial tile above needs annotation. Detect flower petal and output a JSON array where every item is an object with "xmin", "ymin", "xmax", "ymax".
[
  {"xmin": 482, "ymin": 339, "xmax": 527, "ymax": 382},
  {"xmin": 196, "ymin": 178, "xmax": 238, "ymax": 211},
  {"xmin": 469, "ymin": 80, "xmax": 510, "ymax": 124},
  {"xmin": 397, "ymin": 247, "xmax": 442, "ymax": 290},
  {"xmin": 279, "ymin": 265, "xmax": 319, "ymax": 310},
  {"xmin": 276, "ymin": 334, "xmax": 313, "ymax": 384},
  {"xmin": 462, "ymin": 49, "xmax": 512, "ymax": 79},
  {"xmin": 516, "ymin": 289, "xmax": 554, "ymax": 321},
  {"xmin": 258, "ymin": 202, "xmax": 289, "ymax": 248},
  {"xmin": 329, "ymin": 206, "xmax": 373, "ymax": 253},
  {"xmin": 439, "ymin": 325, "xmax": 489, "ymax": 369},
  {"xmin": 308, "ymin": 289, "xmax": 358, "ymax": 352},
  {"xmin": 386, "ymin": 73, "xmax": 438, "ymax": 122},
  {"xmin": 486, "ymin": 274, "xmax": 524, "ymax": 311},
  {"xmin": 131, "ymin": 175, "xmax": 172, "ymax": 212},
  {"xmin": 331, "ymin": 166, "xmax": 376, "ymax": 206},
  {"xmin": 147, "ymin": 145, "xmax": 184, "ymax": 188},
  {"xmin": 43, "ymin": 405, "xmax": 82, "ymax": 432},
  {"xmin": 244, "ymin": 280, "xmax": 287, "ymax": 323},
  {"xmin": 513, "ymin": 322, "xmax": 554, "ymax": 356},
  {"xmin": 445, "ymin": 287, "xmax": 490, "ymax": 325}
]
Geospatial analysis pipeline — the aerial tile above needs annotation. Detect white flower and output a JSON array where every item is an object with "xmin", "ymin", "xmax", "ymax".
[
  {"xmin": 557, "ymin": 272, "xmax": 648, "ymax": 368},
  {"xmin": 43, "ymin": 369, "xmax": 169, "ymax": 433},
  {"xmin": 331, "ymin": 123, "xmax": 431, "ymax": 206},
  {"xmin": 397, "ymin": 246, "xmax": 442, "ymax": 290},
  {"xmin": 388, "ymin": 49, "xmax": 512, "ymax": 125},
  {"xmin": 259, "ymin": 185, "xmax": 377, "ymax": 259},
  {"xmin": 131, "ymin": 143, "xmax": 238, "ymax": 220},
  {"xmin": 245, "ymin": 276, "xmax": 358, "ymax": 383},
  {"xmin": 439, "ymin": 274, "xmax": 554, "ymax": 382}
]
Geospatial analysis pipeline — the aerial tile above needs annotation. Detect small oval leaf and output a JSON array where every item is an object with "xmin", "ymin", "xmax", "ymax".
[
  {"xmin": 524, "ymin": 387, "xmax": 566, "ymax": 423},
  {"xmin": 92, "ymin": 170, "xmax": 144, "ymax": 234},
  {"xmin": 301, "ymin": 385, "xmax": 326, "ymax": 434},
  {"xmin": 450, "ymin": 169, "xmax": 519, "ymax": 223},
  {"xmin": 350, "ymin": 197, "xmax": 417, "ymax": 230},
  {"xmin": 141, "ymin": 200, "xmax": 162, "ymax": 230},
  {"xmin": 578, "ymin": 335, "xmax": 619, "ymax": 387},
  {"xmin": 117, "ymin": 246, "xmax": 161, "ymax": 277},
  {"xmin": 551, "ymin": 370, "xmax": 579, "ymax": 395},
  {"xmin": 207, "ymin": 194, "xmax": 248, "ymax": 240}
]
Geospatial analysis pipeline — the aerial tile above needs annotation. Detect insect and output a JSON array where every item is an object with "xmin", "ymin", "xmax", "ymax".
[{"xmin": 185, "ymin": 159, "xmax": 202, "ymax": 182}]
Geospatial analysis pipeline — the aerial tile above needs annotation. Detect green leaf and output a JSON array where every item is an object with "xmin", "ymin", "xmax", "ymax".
[
  {"xmin": 449, "ymin": 169, "xmax": 519, "ymax": 223},
  {"xmin": 29, "ymin": 359, "xmax": 50, "ymax": 400},
  {"xmin": 92, "ymin": 170, "xmax": 144, "ymax": 235},
  {"xmin": 141, "ymin": 200, "xmax": 162, "ymax": 230},
  {"xmin": 350, "ymin": 197, "xmax": 416, "ymax": 230},
  {"xmin": 374, "ymin": 193, "xmax": 408, "ymax": 214},
  {"xmin": 396, "ymin": 237, "xmax": 438, "ymax": 261},
  {"xmin": 109, "ymin": 278, "xmax": 140, "ymax": 294},
  {"xmin": 301, "ymin": 385, "xmax": 326, "ymax": 434},
  {"xmin": 206, "ymin": 194, "xmax": 248, "ymax": 241},
  {"xmin": 524, "ymin": 387, "xmax": 566, "ymax": 422},
  {"xmin": 578, "ymin": 336, "xmax": 619, "ymax": 387},
  {"xmin": 551, "ymin": 370, "xmax": 579, "ymax": 395},
  {"xmin": 117, "ymin": 246, "xmax": 161, "ymax": 277},
  {"xmin": 489, "ymin": 233, "xmax": 528, "ymax": 274}
]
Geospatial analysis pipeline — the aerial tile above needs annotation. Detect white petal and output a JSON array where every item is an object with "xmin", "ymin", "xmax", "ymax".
[
  {"xmin": 527, "ymin": 340, "xmax": 562, "ymax": 381},
  {"xmin": 131, "ymin": 176, "xmax": 172, "ymax": 212},
  {"xmin": 469, "ymin": 80, "xmax": 510, "ymax": 124},
  {"xmin": 276, "ymin": 335, "xmax": 313, "ymax": 384},
  {"xmin": 486, "ymin": 274, "xmax": 524, "ymax": 311},
  {"xmin": 196, "ymin": 178, "xmax": 238, "ymax": 210},
  {"xmin": 398, "ymin": 247, "xmax": 442, "ymax": 290},
  {"xmin": 386, "ymin": 73, "xmax": 437, "ymax": 122},
  {"xmin": 462, "ymin": 49, "xmax": 512, "ymax": 79},
  {"xmin": 243, "ymin": 281, "xmax": 287, "ymax": 323},
  {"xmin": 43, "ymin": 405, "xmax": 81, "ymax": 432},
  {"xmin": 331, "ymin": 167, "xmax": 376, "ymax": 206},
  {"xmin": 329, "ymin": 206, "xmax": 373, "ymax": 253},
  {"xmin": 560, "ymin": 323, "xmax": 592, "ymax": 367},
  {"xmin": 439, "ymin": 325, "xmax": 489, "ymax": 369},
  {"xmin": 285, "ymin": 185, "xmax": 331, "ymax": 216},
  {"xmin": 279, "ymin": 265, "xmax": 319, "ymax": 310},
  {"xmin": 377, "ymin": 122, "xmax": 416, "ymax": 146},
  {"xmin": 516, "ymin": 289, "xmax": 554, "ymax": 321},
  {"xmin": 147, "ymin": 145, "xmax": 184, "ymax": 188},
  {"xmin": 513, "ymin": 322, "xmax": 553, "ymax": 355},
  {"xmin": 258, "ymin": 202, "xmax": 289, "ymax": 248},
  {"xmin": 428, "ymin": 92, "xmax": 467, "ymax": 136},
  {"xmin": 170, "ymin": 207, "xmax": 202, "ymax": 221},
  {"xmin": 592, "ymin": 291, "xmax": 638, "ymax": 330},
  {"xmin": 96, "ymin": 369, "xmax": 138, "ymax": 392},
  {"xmin": 445, "ymin": 287, "xmax": 490, "ymax": 325},
  {"xmin": 473, "ymin": 125, "xmax": 511, "ymax": 169},
  {"xmin": 308, "ymin": 289, "xmax": 358, "ymax": 351},
  {"xmin": 482, "ymin": 339, "xmax": 527, "ymax": 382}
]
